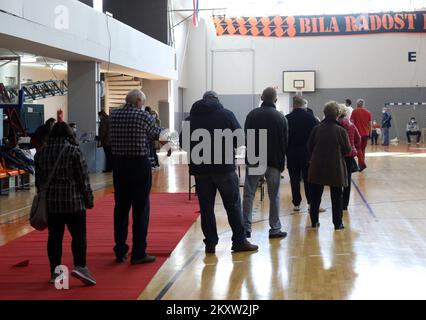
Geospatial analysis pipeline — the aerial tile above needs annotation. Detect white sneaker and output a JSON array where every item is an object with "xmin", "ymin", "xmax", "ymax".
[{"xmin": 293, "ymin": 206, "xmax": 300, "ymax": 211}]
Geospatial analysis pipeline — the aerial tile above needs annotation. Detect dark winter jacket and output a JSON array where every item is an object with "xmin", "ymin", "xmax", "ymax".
[
  {"xmin": 181, "ymin": 98, "xmax": 243, "ymax": 175},
  {"xmin": 244, "ymin": 102, "xmax": 288, "ymax": 172}
]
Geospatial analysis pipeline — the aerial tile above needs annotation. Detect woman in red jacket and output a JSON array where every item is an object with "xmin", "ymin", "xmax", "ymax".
[{"xmin": 338, "ymin": 105, "xmax": 362, "ymax": 212}]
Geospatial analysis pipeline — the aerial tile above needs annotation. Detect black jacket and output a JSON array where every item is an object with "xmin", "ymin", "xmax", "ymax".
[
  {"xmin": 244, "ymin": 102, "xmax": 288, "ymax": 172},
  {"xmin": 181, "ymin": 98, "xmax": 243, "ymax": 175},
  {"xmin": 286, "ymin": 108, "xmax": 318, "ymax": 149}
]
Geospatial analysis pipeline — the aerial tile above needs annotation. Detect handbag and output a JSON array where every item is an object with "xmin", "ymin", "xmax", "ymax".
[
  {"xmin": 350, "ymin": 157, "xmax": 360, "ymax": 173},
  {"xmin": 30, "ymin": 146, "xmax": 67, "ymax": 231}
]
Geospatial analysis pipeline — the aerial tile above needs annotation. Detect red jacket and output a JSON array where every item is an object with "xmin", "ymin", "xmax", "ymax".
[{"xmin": 338, "ymin": 117, "xmax": 361, "ymax": 158}]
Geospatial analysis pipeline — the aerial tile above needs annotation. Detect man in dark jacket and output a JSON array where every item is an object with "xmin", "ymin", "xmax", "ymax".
[
  {"xmin": 181, "ymin": 91, "xmax": 258, "ymax": 254},
  {"xmin": 286, "ymin": 96, "xmax": 318, "ymax": 212},
  {"xmin": 242, "ymin": 87, "xmax": 288, "ymax": 239},
  {"xmin": 381, "ymin": 107, "xmax": 392, "ymax": 146}
]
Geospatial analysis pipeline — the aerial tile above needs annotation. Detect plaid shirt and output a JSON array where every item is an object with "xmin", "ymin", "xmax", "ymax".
[
  {"xmin": 34, "ymin": 138, "xmax": 94, "ymax": 214},
  {"xmin": 110, "ymin": 104, "xmax": 163, "ymax": 157}
]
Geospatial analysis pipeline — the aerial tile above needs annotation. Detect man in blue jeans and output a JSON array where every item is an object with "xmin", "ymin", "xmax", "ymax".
[
  {"xmin": 382, "ymin": 107, "xmax": 392, "ymax": 146},
  {"xmin": 243, "ymin": 87, "xmax": 288, "ymax": 239},
  {"xmin": 181, "ymin": 91, "xmax": 258, "ymax": 254}
]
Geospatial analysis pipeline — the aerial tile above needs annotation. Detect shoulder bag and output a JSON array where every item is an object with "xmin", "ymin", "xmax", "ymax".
[{"xmin": 30, "ymin": 146, "xmax": 67, "ymax": 231}]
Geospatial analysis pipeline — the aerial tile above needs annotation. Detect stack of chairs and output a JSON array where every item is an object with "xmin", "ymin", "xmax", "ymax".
[{"xmin": 0, "ymin": 148, "xmax": 33, "ymax": 195}]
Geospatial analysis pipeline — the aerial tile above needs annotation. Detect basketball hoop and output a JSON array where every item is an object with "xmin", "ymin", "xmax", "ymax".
[{"xmin": 294, "ymin": 86, "xmax": 303, "ymax": 96}]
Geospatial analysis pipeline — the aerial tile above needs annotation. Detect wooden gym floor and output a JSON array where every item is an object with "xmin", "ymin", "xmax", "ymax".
[{"xmin": 1, "ymin": 144, "xmax": 426, "ymax": 300}]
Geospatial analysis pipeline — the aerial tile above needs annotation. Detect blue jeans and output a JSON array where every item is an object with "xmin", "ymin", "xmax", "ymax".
[
  {"xmin": 194, "ymin": 171, "xmax": 246, "ymax": 246},
  {"xmin": 242, "ymin": 166, "xmax": 282, "ymax": 235},
  {"xmin": 383, "ymin": 127, "xmax": 390, "ymax": 145}
]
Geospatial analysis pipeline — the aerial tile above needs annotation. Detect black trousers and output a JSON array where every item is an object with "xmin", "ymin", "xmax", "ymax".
[
  {"xmin": 113, "ymin": 156, "xmax": 152, "ymax": 260},
  {"xmin": 47, "ymin": 211, "xmax": 87, "ymax": 274},
  {"xmin": 371, "ymin": 131, "xmax": 379, "ymax": 145},
  {"xmin": 407, "ymin": 131, "xmax": 421, "ymax": 143},
  {"xmin": 103, "ymin": 145, "xmax": 113, "ymax": 172},
  {"xmin": 309, "ymin": 184, "xmax": 343, "ymax": 227},
  {"xmin": 287, "ymin": 147, "xmax": 311, "ymax": 206},
  {"xmin": 343, "ymin": 157, "xmax": 353, "ymax": 209},
  {"xmin": 194, "ymin": 171, "xmax": 246, "ymax": 246}
]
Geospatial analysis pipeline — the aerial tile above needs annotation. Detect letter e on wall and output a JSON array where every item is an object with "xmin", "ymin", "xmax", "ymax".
[{"xmin": 408, "ymin": 52, "xmax": 417, "ymax": 62}]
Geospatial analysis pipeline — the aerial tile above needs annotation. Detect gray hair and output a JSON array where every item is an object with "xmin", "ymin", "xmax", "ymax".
[
  {"xmin": 323, "ymin": 101, "xmax": 340, "ymax": 118},
  {"xmin": 338, "ymin": 104, "xmax": 348, "ymax": 118},
  {"xmin": 126, "ymin": 89, "xmax": 146, "ymax": 106},
  {"xmin": 293, "ymin": 95, "xmax": 306, "ymax": 108},
  {"xmin": 356, "ymin": 99, "xmax": 365, "ymax": 107},
  {"xmin": 261, "ymin": 87, "xmax": 277, "ymax": 103}
]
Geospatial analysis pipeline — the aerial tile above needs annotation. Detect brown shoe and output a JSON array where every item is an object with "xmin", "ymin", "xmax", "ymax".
[
  {"xmin": 131, "ymin": 255, "xmax": 156, "ymax": 264},
  {"xmin": 231, "ymin": 240, "xmax": 258, "ymax": 252},
  {"xmin": 205, "ymin": 244, "xmax": 216, "ymax": 254}
]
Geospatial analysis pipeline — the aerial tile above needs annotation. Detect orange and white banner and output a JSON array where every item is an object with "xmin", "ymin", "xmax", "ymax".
[{"xmin": 213, "ymin": 11, "xmax": 426, "ymax": 38}]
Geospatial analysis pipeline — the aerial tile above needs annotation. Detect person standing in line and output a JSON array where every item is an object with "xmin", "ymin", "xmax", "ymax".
[
  {"xmin": 345, "ymin": 99, "xmax": 354, "ymax": 118},
  {"xmin": 350, "ymin": 99, "xmax": 371, "ymax": 171},
  {"xmin": 98, "ymin": 111, "xmax": 113, "ymax": 172},
  {"xmin": 31, "ymin": 118, "xmax": 56, "ymax": 151},
  {"xmin": 381, "ymin": 107, "xmax": 392, "ymax": 146},
  {"xmin": 144, "ymin": 106, "xmax": 158, "ymax": 170},
  {"xmin": 338, "ymin": 104, "xmax": 361, "ymax": 212},
  {"xmin": 285, "ymin": 96, "xmax": 319, "ymax": 212},
  {"xmin": 371, "ymin": 120, "xmax": 381, "ymax": 145},
  {"xmin": 181, "ymin": 91, "xmax": 258, "ymax": 254},
  {"xmin": 406, "ymin": 117, "xmax": 421, "ymax": 144},
  {"xmin": 243, "ymin": 87, "xmax": 288, "ymax": 239},
  {"xmin": 150, "ymin": 110, "xmax": 161, "ymax": 169},
  {"xmin": 307, "ymin": 101, "xmax": 351, "ymax": 230},
  {"xmin": 34, "ymin": 122, "xmax": 95, "ymax": 285},
  {"xmin": 109, "ymin": 90, "xmax": 169, "ymax": 264}
]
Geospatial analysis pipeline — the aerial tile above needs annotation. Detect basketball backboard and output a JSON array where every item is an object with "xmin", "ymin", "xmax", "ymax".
[{"xmin": 283, "ymin": 71, "xmax": 316, "ymax": 93}]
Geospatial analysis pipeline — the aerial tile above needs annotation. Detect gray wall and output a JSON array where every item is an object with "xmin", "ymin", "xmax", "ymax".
[
  {"xmin": 175, "ymin": 88, "xmax": 426, "ymax": 141},
  {"xmin": 299, "ymin": 87, "xmax": 426, "ymax": 141},
  {"xmin": 175, "ymin": 94, "xmax": 261, "ymax": 133}
]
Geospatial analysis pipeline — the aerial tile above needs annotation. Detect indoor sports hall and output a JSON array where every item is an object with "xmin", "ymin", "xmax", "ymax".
[{"xmin": 0, "ymin": 0, "xmax": 426, "ymax": 302}]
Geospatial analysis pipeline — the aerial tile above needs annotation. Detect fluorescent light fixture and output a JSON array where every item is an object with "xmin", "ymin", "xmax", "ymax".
[
  {"xmin": 20, "ymin": 56, "xmax": 37, "ymax": 63},
  {"xmin": 52, "ymin": 64, "xmax": 67, "ymax": 71},
  {"xmin": 93, "ymin": 0, "xmax": 103, "ymax": 12}
]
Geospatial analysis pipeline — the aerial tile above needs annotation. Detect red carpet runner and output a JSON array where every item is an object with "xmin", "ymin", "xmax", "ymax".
[{"xmin": 0, "ymin": 193, "xmax": 199, "ymax": 300}]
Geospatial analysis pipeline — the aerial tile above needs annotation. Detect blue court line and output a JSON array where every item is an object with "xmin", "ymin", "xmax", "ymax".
[{"xmin": 351, "ymin": 178, "xmax": 378, "ymax": 220}]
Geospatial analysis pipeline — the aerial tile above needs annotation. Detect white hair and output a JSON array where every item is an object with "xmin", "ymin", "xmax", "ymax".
[
  {"xmin": 126, "ymin": 89, "xmax": 146, "ymax": 106},
  {"xmin": 356, "ymin": 99, "xmax": 365, "ymax": 107}
]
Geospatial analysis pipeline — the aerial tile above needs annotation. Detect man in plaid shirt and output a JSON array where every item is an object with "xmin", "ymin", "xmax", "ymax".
[{"xmin": 110, "ymin": 89, "xmax": 166, "ymax": 264}]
